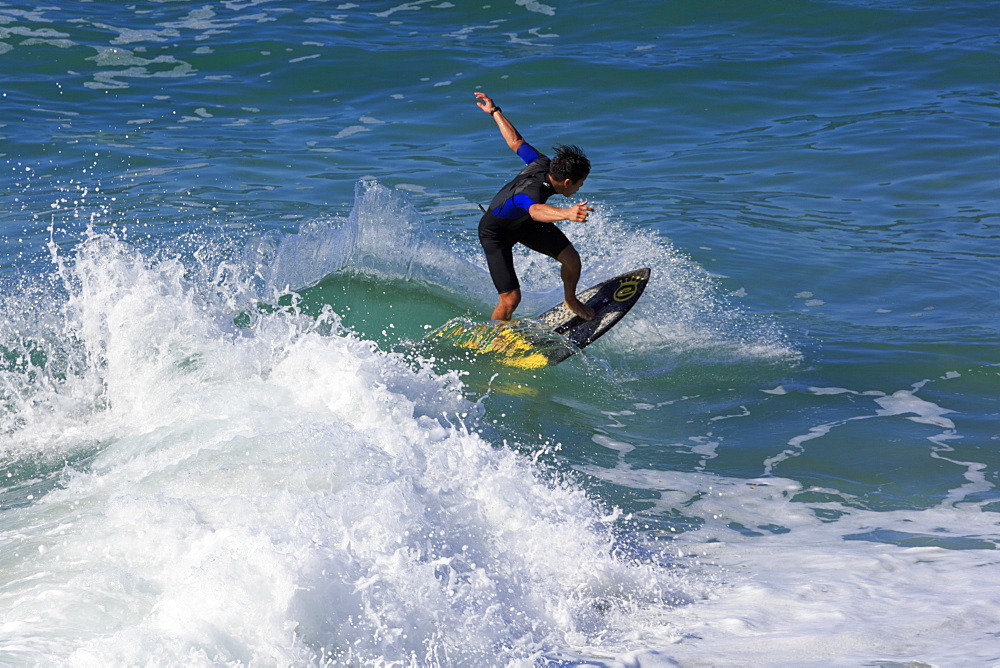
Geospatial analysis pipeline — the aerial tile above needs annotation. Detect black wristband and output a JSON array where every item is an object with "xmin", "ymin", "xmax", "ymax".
[{"xmin": 490, "ymin": 107, "xmax": 502, "ymax": 115}]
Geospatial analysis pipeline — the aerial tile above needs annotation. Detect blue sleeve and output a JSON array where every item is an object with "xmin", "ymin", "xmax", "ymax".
[
  {"xmin": 492, "ymin": 193, "xmax": 537, "ymax": 218},
  {"xmin": 516, "ymin": 143, "xmax": 541, "ymax": 165}
]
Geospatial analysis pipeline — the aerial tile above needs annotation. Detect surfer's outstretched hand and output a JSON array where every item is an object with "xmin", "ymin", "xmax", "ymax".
[{"xmin": 475, "ymin": 91, "xmax": 498, "ymax": 114}]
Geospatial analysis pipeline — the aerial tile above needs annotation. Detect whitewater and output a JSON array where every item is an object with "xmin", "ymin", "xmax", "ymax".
[{"xmin": 2, "ymin": 183, "xmax": 997, "ymax": 666}]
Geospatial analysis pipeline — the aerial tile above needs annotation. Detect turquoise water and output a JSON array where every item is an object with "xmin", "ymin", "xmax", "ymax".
[{"xmin": 1, "ymin": 1, "xmax": 998, "ymax": 665}]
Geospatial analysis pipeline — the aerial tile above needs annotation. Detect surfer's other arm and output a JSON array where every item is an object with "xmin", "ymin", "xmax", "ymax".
[
  {"xmin": 475, "ymin": 92, "xmax": 525, "ymax": 154},
  {"xmin": 528, "ymin": 201, "xmax": 593, "ymax": 223}
]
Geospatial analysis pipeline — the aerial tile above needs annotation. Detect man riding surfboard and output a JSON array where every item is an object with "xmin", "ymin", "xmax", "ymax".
[{"xmin": 475, "ymin": 92, "xmax": 595, "ymax": 322}]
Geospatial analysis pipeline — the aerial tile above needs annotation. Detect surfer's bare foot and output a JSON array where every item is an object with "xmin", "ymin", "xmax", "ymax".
[{"xmin": 566, "ymin": 298, "xmax": 595, "ymax": 321}]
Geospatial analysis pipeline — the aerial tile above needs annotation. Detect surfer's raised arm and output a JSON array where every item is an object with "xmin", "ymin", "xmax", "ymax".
[{"xmin": 475, "ymin": 92, "xmax": 526, "ymax": 154}]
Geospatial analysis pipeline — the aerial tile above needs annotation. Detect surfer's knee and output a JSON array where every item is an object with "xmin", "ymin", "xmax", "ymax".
[{"xmin": 556, "ymin": 245, "xmax": 581, "ymax": 269}]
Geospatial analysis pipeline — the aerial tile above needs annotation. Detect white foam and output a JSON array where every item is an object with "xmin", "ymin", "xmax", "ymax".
[
  {"xmin": 569, "ymin": 366, "xmax": 1000, "ymax": 664},
  {"xmin": 0, "ymin": 228, "xmax": 697, "ymax": 665},
  {"xmin": 333, "ymin": 125, "xmax": 369, "ymax": 139},
  {"xmin": 764, "ymin": 379, "xmax": 967, "ymax": 477},
  {"xmin": 4, "ymin": 185, "xmax": 991, "ymax": 666},
  {"xmin": 515, "ymin": 0, "xmax": 556, "ymax": 16},
  {"xmin": 577, "ymin": 466, "xmax": 1000, "ymax": 665}
]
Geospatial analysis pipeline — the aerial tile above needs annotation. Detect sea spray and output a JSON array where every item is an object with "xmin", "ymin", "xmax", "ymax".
[
  {"xmin": 0, "ymin": 228, "xmax": 701, "ymax": 664},
  {"xmin": 555, "ymin": 207, "xmax": 799, "ymax": 368},
  {"xmin": 243, "ymin": 182, "xmax": 799, "ymax": 374},
  {"xmin": 251, "ymin": 180, "xmax": 492, "ymax": 305}
]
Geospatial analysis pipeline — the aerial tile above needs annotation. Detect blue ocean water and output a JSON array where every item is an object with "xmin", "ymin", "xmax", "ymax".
[{"xmin": 1, "ymin": 1, "xmax": 998, "ymax": 665}]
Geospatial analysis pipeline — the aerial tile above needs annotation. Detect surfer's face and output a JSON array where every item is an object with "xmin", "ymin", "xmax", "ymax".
[{"xmin": 556, "ymin": 177, "xmax": 586, "ymax": 197}]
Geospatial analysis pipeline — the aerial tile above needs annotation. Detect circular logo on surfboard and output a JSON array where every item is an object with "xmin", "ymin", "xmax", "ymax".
[{"xmin": 613, "ymin": 277, "xmax": 643, "ymax": 302}]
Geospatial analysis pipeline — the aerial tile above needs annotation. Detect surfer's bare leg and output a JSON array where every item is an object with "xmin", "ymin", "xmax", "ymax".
[
  {"xmin": 491, "ymin": 289, "xmax": 521, "ymax": 321},
  {"xmin": 557, "ymin": 246, "xmax": 594, "ymax": 321}
]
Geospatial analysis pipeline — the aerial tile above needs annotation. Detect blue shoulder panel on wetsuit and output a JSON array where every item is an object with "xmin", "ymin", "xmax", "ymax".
[
  {"xmin": 487, "ymin": 144, "xmax": 544, "ymax": 218},
  {"xmin": 492, "ymin": 193, "xmax": 536, "ymax": 219},
  {"xmin": 516, "ymin": 143, "xmax": 541, "ymax": 165}
]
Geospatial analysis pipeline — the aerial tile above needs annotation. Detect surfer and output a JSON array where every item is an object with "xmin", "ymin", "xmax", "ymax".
[{"xmin": 475, "ymin": 92, "xmax": 595, "ymax": 322}]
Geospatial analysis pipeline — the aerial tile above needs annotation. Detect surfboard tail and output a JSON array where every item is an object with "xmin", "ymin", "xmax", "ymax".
[{"xmin": 429, "ymin": 317, "xmax": 578, "ymax": 368}]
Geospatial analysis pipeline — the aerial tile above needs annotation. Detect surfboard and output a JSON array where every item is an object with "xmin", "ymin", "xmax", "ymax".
[
  {"xmin": 533, "ymin": 267, "xmax": 651, "ymax": 364},
  {"xmin": 431, "ymin": 268, "xmax": 651, "ymax": 369}
]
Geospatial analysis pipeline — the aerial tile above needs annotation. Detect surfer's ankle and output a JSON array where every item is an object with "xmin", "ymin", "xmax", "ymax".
[{"xmin": 566, "ymin": 299, "xmax": 595, "ymax": 321}]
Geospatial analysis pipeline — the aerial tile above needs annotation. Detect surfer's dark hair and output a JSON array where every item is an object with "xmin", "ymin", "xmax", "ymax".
[{"xmin": 549, "ymin": 144, "xmax": 590, "ymax": 183}]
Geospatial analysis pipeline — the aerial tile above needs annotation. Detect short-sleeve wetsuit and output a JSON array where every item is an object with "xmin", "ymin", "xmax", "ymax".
[{"xmin": 478, "ymin": 143, "xmax": 572, "ymax": 294}]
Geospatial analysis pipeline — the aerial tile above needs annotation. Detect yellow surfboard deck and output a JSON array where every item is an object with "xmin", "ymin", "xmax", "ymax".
[
  {"xmin": 431, "ymin": 319, "xmax": 563, "ymax": 369},
  {"xmin": 431, "ymin": 268, "xmax": 651, "ymax": 368}
]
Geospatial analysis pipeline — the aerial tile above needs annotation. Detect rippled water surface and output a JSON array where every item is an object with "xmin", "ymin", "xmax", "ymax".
[{"xmin": 1, "ymin": 1, "xmax": 998, "ymax": 665}]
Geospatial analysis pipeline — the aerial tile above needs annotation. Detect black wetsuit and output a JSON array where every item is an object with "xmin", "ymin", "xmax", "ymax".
[{"xmin": 478, "ymin": 143, "xmax": 572, "ymax": 294}]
